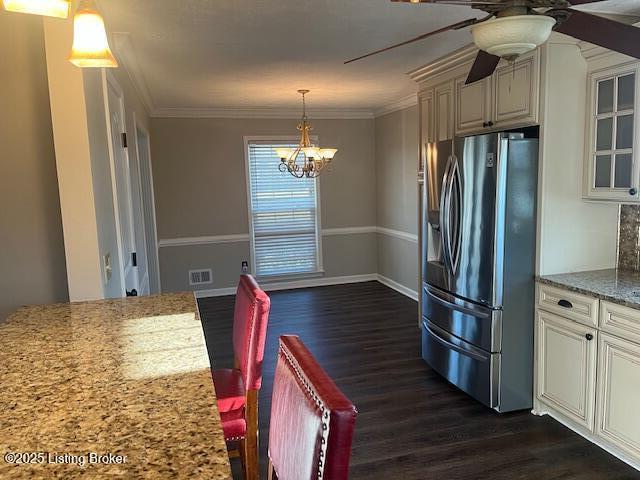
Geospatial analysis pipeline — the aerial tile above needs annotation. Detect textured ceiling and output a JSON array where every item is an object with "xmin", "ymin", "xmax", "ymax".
[{"xmin": 99, "ymin": 0, "xmax": 639, "ymax": 114}]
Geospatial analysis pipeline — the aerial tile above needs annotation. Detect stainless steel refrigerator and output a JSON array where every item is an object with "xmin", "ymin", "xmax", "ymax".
[{"xmin": 421, "ymin": 131, "xmax": 538, "ymax": 412}]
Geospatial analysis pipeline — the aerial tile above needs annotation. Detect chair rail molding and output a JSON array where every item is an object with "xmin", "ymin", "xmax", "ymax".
[
  {"xmin": 376, "ymin": 226, "xmax": 418, "ymax": 243},
  {"xmin": 159, "ymin": 226, "xmax": 418, "ymax": 247}
]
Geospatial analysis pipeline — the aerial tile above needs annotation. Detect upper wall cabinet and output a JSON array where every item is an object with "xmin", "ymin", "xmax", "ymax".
[
  {"xmin": 434, "ymin": 80, "xmax": 454, "ymax": 142},
  {"xmin": 454, "ymin": 51, "xmax": 540, "ymax": 136},
  {"xmin": 584, "ymin": 62, "xmax": 640, "ymax": 202},
  {"xmin": 493, "ymin": 52, "xmax": 540, "ymax": 128},
  {"xmin": 455, "ymin": 76, "xmax": 491, "ymax": 135}
]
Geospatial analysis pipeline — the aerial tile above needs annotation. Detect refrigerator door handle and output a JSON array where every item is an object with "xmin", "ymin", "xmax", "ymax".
[
  {"xmin": 440, "ymin": 154, "xmax": 454, "ymax": 274},
  {"xmin": 423, "ymin": 321, "xmax": 490, "ymax": 362},
  {"xmin": 447, "ymin": 156, "xmax": 462, "ymax": 275},
  {"xmin": 424, "ymin": 285, "xmax": 491, "ymax": 319}
]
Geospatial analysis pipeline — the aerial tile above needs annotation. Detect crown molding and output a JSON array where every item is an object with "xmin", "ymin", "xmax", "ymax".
[
  {"xmin": 150, "ymin": 106, "xmax": 374, "ymax": 119},
  {"xmin": 111, "ymin": 32, "xmax": 156, "ymax": 116},
  {"xmin": 408, "ymin": 43, "xmax": 477, "ymax": 83},
  {"xmin": 373, "ymin": 94, "xmax": 418, "ymax": 118}
]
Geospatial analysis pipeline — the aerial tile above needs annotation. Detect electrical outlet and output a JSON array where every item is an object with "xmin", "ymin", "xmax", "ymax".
[
  {"xmin": 103, "ymin": 252, "xmax": 112, "ymax": 282},
  {"xmin": 242, "ymin": 261, "xmax": 249, "ymax": 273}
]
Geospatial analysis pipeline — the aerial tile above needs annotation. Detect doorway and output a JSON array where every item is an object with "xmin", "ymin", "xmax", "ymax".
[{"xmin": 134, "ymin": 116, "xmax": 161, "ymax": 294}]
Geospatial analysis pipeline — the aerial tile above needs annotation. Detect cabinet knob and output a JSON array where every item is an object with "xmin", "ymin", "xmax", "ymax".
[
  {"xmin": 630, "ymin": 188, "xmax": 637, "ymax": 196},
  {"xmin": 585, "ymin": 333, "xmax": 594, "ymax": 341},
  {"xmin": 487, "ymin": 121, "xmax": 494, "ymax": 127}
]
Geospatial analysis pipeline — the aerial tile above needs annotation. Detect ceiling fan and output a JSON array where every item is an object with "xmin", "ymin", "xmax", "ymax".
[{"xmin": 345, "ymin": 0, "xmax": 640, "ymax": 84}]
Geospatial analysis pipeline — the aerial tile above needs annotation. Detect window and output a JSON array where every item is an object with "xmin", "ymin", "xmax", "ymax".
[
  {"xmin": 593, "ymin": 72, "xmax": 635, "ymax": 189},
  {"xmin": 245, "ymin": 138, "xmax": 322, "ymax": 278}
]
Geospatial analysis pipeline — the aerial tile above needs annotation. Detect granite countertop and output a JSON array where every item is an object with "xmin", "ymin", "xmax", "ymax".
[
  {"xmin": 0, "ymin": 293, "xmax": 232, "ymax": 479},
  {"xmin": 537, "ymin": 268, "xmax": 640, "ymax": 309}
]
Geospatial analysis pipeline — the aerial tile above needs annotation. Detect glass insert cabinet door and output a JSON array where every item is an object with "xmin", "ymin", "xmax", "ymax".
[{"xmin": 586, "ymin": 64, "xmax": 640, "ymax": 201}]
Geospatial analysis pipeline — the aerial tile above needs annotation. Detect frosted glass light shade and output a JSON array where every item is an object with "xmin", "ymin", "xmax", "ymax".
[
  {"xmin": 319, "ymin": 148, "xmax": 337, "ymax": 159},
  {"xmin": 68, "ymin": 0, "xmax": 117, "ymax": 68},
  {"xmin": 302, "ymin": 146, "xmax": 321, "ymax": 159},
  {"xmin": 2, "ymin": 0, "xmax": 70, "ymax": 18},
  {"xmin": 471, "ymin": 15, "xmax": 556, "ymax": 58},
  {"xmin": 275, "ymin": 148, "xmax": 295, "ymax": 159}
]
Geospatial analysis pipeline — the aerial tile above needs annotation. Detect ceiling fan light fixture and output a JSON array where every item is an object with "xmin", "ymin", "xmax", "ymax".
[
  {"xmin": 1, "ymin": 0, "xmax": 70, "ymax": 18},
  {"xmin": 68, "ymin": 0, "xmax": 117, "ymax": 68},
  {"xmin": 471, "ymin": 15, "xmax": 556, "ymax": 59}
]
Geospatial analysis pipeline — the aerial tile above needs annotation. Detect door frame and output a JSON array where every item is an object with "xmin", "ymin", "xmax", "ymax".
[
  {"xmin": 102, "ymin": 69, "xmax": 137, "ymax": 296},
  {"xmin": 133, "ymin": 112, "xmax": 162, "ymax": 294}
]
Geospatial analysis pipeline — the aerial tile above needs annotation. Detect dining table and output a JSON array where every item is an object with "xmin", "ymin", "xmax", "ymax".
[{"xmin": 0, "ymin": 292, "xmax": 232, "ymax": 479}]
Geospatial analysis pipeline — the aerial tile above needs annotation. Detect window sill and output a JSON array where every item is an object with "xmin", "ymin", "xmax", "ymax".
[{"xmin": 255, "ymin": 270, "xmax": 325, "ymax": 284}]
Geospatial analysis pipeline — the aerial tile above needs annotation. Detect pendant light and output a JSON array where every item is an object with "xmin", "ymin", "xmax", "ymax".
[
  {"xmin": 1, "ymin": 0, "xmax": 70, "ymax": 18},
  {"xmin": 68, "ymin": 0, "xmax": 117, "ymax": 68}
]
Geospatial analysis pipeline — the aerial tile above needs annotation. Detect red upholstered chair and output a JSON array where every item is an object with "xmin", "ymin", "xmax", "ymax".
[
  {"xmin": 212, "ymin": 274, "xmax": 270, "ymax": 480},
  {"xmin": 268, "ymin": 335, "xmax": 358, "ymax": 480}
]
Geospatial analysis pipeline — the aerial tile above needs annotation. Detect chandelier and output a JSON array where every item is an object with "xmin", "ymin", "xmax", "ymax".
[{"xmin": 275, "ymin": 90, "xmax": 337, "ymax": 178}]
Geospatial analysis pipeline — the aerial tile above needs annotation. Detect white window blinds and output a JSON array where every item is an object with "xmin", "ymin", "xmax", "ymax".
[{"xmin": 247, "ymin": 140, "xmax": 321, "ymax": 277}]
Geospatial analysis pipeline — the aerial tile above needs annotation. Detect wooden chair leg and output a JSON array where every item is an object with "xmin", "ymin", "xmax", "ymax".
[
  {"xmin": 238, "ymin": 439, "xmax": 247, "ymax": 480},
  {"xmin": 267, "ymin": 458, "xmax": 275, "ymax": 480},
  {"xmin": 243, "ymin": 390, "xmax": 259, "ymax": 480}
]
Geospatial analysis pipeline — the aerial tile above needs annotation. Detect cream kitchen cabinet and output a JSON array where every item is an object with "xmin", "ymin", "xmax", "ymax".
[
  {"xmin": 535, "ymin": 282, "xmax": 640, "ymax": 471},
  {"xmin": 596, "ymin": 333, "xmax": 640, "ymax": 462},
  {"xmin": 584, "ymin": 61, "xmax": 640, "ymax": 202},
  {"xmin": 536, "ymin": 309, "xmax": 598, "ymax": 430},
  {"xmin": 434, "ymin": 80, "xmax": 454, "ymax": 142},
  {"xmin": 455, "ymin": 76, "xmax": 491, "ymax": 136},
  {"xmin": 454, "ymin": 51, "xmax": 540, "ymax": 136},
  {"xmin": 492, "ymin": 52, "xmax": 540, "ymax": 128}
]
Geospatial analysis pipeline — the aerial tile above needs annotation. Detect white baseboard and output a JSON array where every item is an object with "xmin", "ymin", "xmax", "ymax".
[
  {"xmin": 194, "ymin": 273, "xmax": 419, "ymax": 302},
  {"xmin": 536, "ymin": 406, "xmax": 640, "ymax": 472},
  {"xmin": 376, "ymin": 274, "xmax": 419, "ymax": 301}
]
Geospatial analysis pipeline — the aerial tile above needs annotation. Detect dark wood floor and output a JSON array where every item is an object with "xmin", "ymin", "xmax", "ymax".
[{"xmin": 199, "ymin": 281, "xmax": 639, "ymax": 479}]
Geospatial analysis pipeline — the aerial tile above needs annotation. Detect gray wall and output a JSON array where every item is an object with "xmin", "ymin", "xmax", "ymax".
[
  {"xmin": 151, "ymin": 117, "xmax": 377, "ymax": 291},
  {"xmin": 0, "ymin": 13, "xmax": 68, "ymax": 320},
  {"xmin": 375, "ymin": 106, "xmax": 419, "ymax": 293}
]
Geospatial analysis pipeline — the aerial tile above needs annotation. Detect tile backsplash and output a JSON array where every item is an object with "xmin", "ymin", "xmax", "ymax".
[{"xmin": 618, "ymin": 205, "xmax": 640, "ymax": 271}]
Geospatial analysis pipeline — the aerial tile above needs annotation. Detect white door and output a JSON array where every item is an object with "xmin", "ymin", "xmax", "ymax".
[
  {"xmin": 135, "ymin": 121, "xmax": 161, "ymax": 294},
  {"xmin": 536, "ymin": 310, "xmax": 598, "ymax": 431},
  {"xmin": 105, "ymin": 73, "xmax": 139, "ymax": 296}
]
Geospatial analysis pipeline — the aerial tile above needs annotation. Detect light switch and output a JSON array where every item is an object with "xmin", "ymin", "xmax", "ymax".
[{"xmin": 103, "ymin": 252, "xmax": 112, "ymax": 282}]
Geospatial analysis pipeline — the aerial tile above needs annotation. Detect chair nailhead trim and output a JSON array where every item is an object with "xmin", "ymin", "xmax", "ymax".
[{"xmin": 280, "ymin": 345, "xmax": 330, "ymax": 480}]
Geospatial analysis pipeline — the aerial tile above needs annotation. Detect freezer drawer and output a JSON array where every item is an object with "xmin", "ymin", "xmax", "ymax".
[
  {"xmin": 422, "ymin": 320, "xmax": 500, "ymax": 409},
  {"xmin": 423, "ymin": 283, "xmax": 502, "ymax": 353}
]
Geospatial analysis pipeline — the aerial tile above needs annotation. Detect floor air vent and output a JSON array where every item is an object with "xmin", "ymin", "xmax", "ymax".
[{"xmin": 189, "ymin": 269, "xmax": 212, "ymax": 286}]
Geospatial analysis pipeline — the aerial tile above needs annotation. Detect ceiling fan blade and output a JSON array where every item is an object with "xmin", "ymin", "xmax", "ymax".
[
  {"xmin": 566, "ymin": 0, "xmax": 608, "ymax": 4},
  {"xmin": 344, "ymin": 17, "xmax": 479, "ymax": 64},
  {"xmin": 554, "ymin": 9, "xmax": 640, "ymax": 60},
  {"xmin": 465, "ymin": 50, "xmax": 501, "ymax": 84},
  {"xmin": 391, "ymin": 0, "xmax": 504, "ymax": 4}
]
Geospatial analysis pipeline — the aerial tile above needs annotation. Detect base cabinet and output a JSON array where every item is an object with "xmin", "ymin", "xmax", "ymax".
[
  {"xmin": 536, "ymin": 310, "xmax": 597, "ymax": 430},
  {"xmin": 596, "ymin": 333, "xmax": 640, "ymax": 460},
  {"xmin": 535, "ymin": 283, "xmax": 640, "ymax": 471}
]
